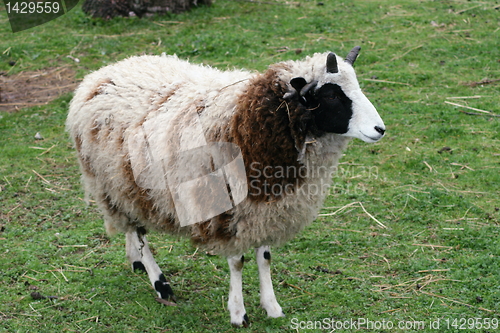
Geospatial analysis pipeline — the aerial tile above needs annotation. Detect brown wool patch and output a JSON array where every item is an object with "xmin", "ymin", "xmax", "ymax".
[
  {"xmin": 196, "ymin": 105, "xmax": 205, "ymax": 115},
  {"xmin": 155, "ymin": 93, "xmax": 174, "ymax": 109},
  {"xmin": 121, "ymin": 153, "xmax": 153, "ymax": 216},
  {"xmin": 89, "ymin": 118, "xmax": 102, "ymax": 142},
  {"xmin": 228, "ymin": 68, "xmax": 311, "ymax": 203},
  {"xmin": 123, "ymin": 161, "xmax": 164, "ymax": 222},
  {"xmin": 120, "ymin": 145, "xmax": 177, "ymax": 231},
  {"xmin": 205, "ymin": 123, "xmax": 229, "ymax": 144},
  {"xmin": 74, "ymin": 135, "xmax": 95, "ymax": 177},
  {"xmin": 153, "ymin": 84, "xmax": 184, "ymax": 110},
  {"xmin": 102, "ymin": 193, "xmax": 119, "ymax": 216},
  {"xmin": 74, "ymin": 134, "xmax": 82, "ymax": 152},
  {"xmin": 101, "ymin": 125, "xmax": 113, "ymax": 141},
  {"xmin": 191, "ymin": 211, "xmax": 236, "ymax": 246},
  {"xmin": 85, "ymin": 78, "xmax": 114, "ymax": 102}
]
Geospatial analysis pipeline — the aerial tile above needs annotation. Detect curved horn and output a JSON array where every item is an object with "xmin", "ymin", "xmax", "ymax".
[
  {"xmin": 345, "ymin": 46, "xmax": 361, "ymax": 65},
  {"xmin": 300, "ymin": 80, "xmax": 318, "ymax": 97},
  {"xmin": 326, "ymin": 52, "xmax": 338, "ymax": 73}
]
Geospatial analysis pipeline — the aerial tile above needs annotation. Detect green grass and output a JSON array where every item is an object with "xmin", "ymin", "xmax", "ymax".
[{"xmin": 1, "ymin": 1, "xmax": 499, "ymax": 332}]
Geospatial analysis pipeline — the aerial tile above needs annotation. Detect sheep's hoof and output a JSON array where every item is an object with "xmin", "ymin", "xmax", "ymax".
[
  {"xmin": 266, "ymin": 310, "xmax": 285, "ymax": 318},
  {"xmin": 262, "ymin": 302, "xmax": 285, "ymax": 318},
  {"xmin": 231, "ymin": 313, "xmax": 250, "ymax": 328},
  {"xmin": 155, "ymin": 273, "xmax": 176, "ymax": 302},
  {"xmin": 132, "ymin": 261, "xmax": 146, "ymax": 273},
  {"xmin": 269, "ymin": 310, "xmax": 285, "ymax": 318}
]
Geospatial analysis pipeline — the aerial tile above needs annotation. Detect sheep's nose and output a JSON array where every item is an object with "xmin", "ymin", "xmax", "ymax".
[{"xmin": 374, "ymin": 126, "xmax": 385, "ymax": 135}]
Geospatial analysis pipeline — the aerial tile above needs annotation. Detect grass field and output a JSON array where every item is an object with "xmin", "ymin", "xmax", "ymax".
[{"xmin": 1, "ymin": 0, "xmax": 499, "ymax": 332}]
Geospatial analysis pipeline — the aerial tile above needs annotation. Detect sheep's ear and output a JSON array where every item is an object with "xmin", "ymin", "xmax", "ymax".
[
  {"xmin": 326, "ymin": 53, "xmax": 338, "ymax": 73},
  {"xmin": 285, "ymin": 77, "xmax": 317, "ymax": 106},
  {"xmin": 290, "ymin": 77, "xmax": 307, "ymax": 91},
  {"xmin": 284, "ymin": 77, "xmax": 307, "ymax": 101},
  {"xmin": 345, "ymin": 46, "xmax": 361, "ymax": 65}
]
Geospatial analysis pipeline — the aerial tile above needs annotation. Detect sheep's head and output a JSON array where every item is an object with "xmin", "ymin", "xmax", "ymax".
[{"xmin": 284, "ymin": 47, "xmax": 385, "ymax": 143}]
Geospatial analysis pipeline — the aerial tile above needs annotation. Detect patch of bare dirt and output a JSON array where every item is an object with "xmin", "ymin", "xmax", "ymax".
[{"xmin": 0, "ymin": 66, "xmax": 78, "ymax": 112}]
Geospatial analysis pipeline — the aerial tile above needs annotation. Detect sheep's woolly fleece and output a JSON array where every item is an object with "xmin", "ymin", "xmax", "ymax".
[{"xmin": 67, "ymin": 53, "xmax": 359, "ymax": 257}]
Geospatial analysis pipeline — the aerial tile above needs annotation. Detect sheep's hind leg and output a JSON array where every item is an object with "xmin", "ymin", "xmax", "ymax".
[
  {"xmin": 227, "ymin": 255, "xmax": 249, "ymax": 327},
  {"xmin": 125, "ymin": 228, "xmax": 175, "ymax": 301},
  {"xmin": 125, "ymin": 228, "xmax": 146, "ymax": 273},
  {"xmin": 255, "ymin": 246, "xmax": 285, "ymax": 318}
]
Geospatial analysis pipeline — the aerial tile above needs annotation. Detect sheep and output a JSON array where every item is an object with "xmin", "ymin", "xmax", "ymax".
[{"xmin": 66, "ymin": 47, "xmax": 385, "ymax": 327}]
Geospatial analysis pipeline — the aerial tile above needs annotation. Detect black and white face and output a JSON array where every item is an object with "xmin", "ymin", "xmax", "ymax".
[
  {"xmin": 286, "ymin": 48, "xmax": 386, "ymax": 143},
  {"xmin": 306, "ymin": 82, "xmax": 354, "ymax": 134}
]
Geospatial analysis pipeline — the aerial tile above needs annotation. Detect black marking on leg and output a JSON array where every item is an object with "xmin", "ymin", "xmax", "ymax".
[
  {"xmin": 240, "ymin": 255, "xmax": 245, "ymax": 264},
  {"xmin": 132, "ymin": 261, "xmax": 146, "ymax": 272},
  {"xmin": 243, "ymin": 313, "xmax": 250, "ymax": 327},
  {"xmin": 137, "ymin": 226, "xmax": 147, "ymax": 236},
  {"xmin": 233, "ymin": 313, "xmax": 250, "ymax": 328},
  {"xmin": 263, "ymin": 251, "xmax": 271, "ymax": 261},
  {"xmin": 155, "ymin": 273, "xmax": 176, "ymax": 302}
]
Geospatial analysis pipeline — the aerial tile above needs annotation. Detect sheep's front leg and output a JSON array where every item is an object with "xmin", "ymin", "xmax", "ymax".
[
  {"xmin": 126, "ymin": 228, "xmax": 175, "ymax": 301},
  {"xmin": 255, "ymin": 246, "xmax": 285, "ymax": 318},
  {"xmin": 227, "ymin": 255, "xmax": 249, "ymax": 327}
]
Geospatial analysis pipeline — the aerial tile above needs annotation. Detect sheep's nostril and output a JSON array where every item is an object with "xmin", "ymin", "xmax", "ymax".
[{"xmin": 374, "ymin": 126, "xmax": 385, "ymax": 135}]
